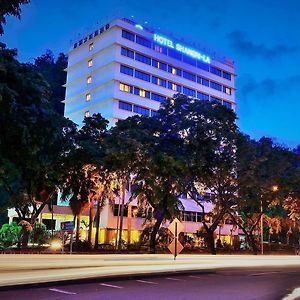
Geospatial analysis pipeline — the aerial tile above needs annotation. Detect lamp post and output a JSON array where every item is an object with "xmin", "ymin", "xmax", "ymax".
[{"xmin": 261, "ymin": 185, "xmax": 279, "ymax": 255}]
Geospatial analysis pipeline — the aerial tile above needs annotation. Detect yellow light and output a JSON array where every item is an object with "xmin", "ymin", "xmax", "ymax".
[
  {"xmin": 51, "ymin": 240, "xmax": 62, "ymax": 250},
  {"xmin": 139, "ymin": 89, "xmax": 146, "ymax": 97},
  {"xmin": 272, "ymin": 185, "xmax": 279, "ymax": 192},
  {"xmin": 172, "ymin": 67, "xmax": 176, "ymax": 75},
  {"xmin": 172, "ymin": 83, "xmax": 177, "ymax": 91}
]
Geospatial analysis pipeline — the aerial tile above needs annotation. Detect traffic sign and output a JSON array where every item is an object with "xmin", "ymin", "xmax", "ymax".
[
  {"xmin": 167, "ymin": 218, "xmax": 184, "ymax": 260},
  {"xmin": 168, "ymin": 218, "xmax": 184, "ymax": 237},
  {"xmin": 168, "ymin": 238, "xmax": 184, "ymax": 256}
]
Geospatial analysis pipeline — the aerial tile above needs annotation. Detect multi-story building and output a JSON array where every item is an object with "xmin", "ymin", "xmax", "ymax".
[
  {"xmin": 8, "ymin": 18, "xmax": 239, "ymax": 249},
  {"xmin": 64, "ymin": 18, "xmax": 235, "ymax": 126}
]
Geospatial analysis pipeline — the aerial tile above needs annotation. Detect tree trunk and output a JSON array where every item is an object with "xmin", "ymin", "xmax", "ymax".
[
  {"xmin": 117, "ymin": 181, "xmax": 126, "ymax": 251},
  {"xmin": 87, "ymin": 206, "xmax": 93, "ymax": 247},
  {"xmin": 247, "ymin": 232, "xmax": 259, "ymax": 255},
  {"xmin": 75, "ymin": 215, "xmax": 81, "ymax": 243},
  {"xmin": 207, "ymin": 230, "xmax": 216, "ymax": 255},
  {"xmin": 149, "ymin": 212, "xmax": 164, "ymax": 254},
  {"xmin": 94, "ymin": 202, "xmax": 101, "ymax": 250}
]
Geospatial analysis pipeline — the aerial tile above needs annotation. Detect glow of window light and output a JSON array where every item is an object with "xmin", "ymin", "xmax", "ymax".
[
  {"xmin": 135, "ymin": 24, "xmax": 143, "ymax": 30},
  {"xmin": 153, "ymin": 33, "xmax": 211, "ymax": 64}
]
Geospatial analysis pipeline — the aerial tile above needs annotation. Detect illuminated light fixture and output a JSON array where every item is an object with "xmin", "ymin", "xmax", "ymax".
[
  {"xmin": 51, "ymin": 240, "xmax": 62, "ymax": 250},
  {"xmin": 135, "ymin": 24, "xmax": 143, "ymax": 30},
  {"xmin": 153, "ymin": 33, "xmax": 211, "ymax": 64}
]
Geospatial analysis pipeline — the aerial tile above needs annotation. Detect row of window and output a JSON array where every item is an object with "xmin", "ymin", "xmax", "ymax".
[
  {"xmin": 121, "ymin": 30, "xmax": 232, "ymax": 81},
  {"xmin": 74, "ymin": 23, "xmax": 110, "ymax": 49},
  {"xmin": 119, "ymin": 66, "xmax": 233, "ymax": 108},
  {"xmin": 119, "ymin": 100, "xmax": 158, "ymax": 117},
  {"xmin": 119, "ymin": 82, "xmax": 167, "ymax": 103},
  {"xmin": 121, "ymin": 47, "xmax": 232, "ymax": 95}
]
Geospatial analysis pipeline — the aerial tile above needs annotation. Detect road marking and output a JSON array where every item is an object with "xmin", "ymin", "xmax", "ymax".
[
  {"xmin": 136, "ymin": 279, "xmax": 158, "ymax": 285},
  {"xmin": 250, "ymin": 271, "xmax": 280, "ymax": 276},
  {"xmin": 49, "ymin": 288, "xmax": 77, "ymax": 295},
  {"xmin": 189, "ymin": 275, "xmax": 205, "ymax": 279},
  {"xmin": 282, "ymin": 287, "xmax": 300, "ymax": 300},
  {"xmin": 166, "ymin": 277, "xmax": 185, "ymax": 281},
  {"xmin": 100, "ymin": 283, "xmax": 123, "ymax": 289}
]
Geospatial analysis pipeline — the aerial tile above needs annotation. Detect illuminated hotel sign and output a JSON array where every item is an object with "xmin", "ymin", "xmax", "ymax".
[{"xmin": 153, "ymin": 33, "xmax": 211, "ymax": 64}]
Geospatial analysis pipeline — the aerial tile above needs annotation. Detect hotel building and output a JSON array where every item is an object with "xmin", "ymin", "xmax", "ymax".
[{"xmin": 8, "ymin": 18, "xmax": 238, "ymax": 248}]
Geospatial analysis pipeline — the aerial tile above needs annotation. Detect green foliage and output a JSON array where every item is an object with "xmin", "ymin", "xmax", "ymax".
[
  {"xmin": 0, "ymin": 222, "xmax": 21, "ymax": 249},
  {"xmin": 0, "ymin": 0, "xmax": 30, "ymax": 34},
  {"xmin": 29, "ymin": 223, "xmax": 50, "ymax": 246}
]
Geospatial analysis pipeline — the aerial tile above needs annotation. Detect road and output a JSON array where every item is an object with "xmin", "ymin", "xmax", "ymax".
[
  {"xmin": 1, "ymin": 254, "xmax": 300, "ymax": 287},
  {"xmin": 1, "ymin": 267, "xmax": 300, "ymax": 299}
]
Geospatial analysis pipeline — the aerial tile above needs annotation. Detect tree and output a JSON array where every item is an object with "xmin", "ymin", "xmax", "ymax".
[
  {"xmin": 33, "ymin": 51, "xmax": 68, "ymax": 115},
  {"xmin": 231, "ymin": 134, "xmax": 300, "ymax": 254},
  {"xmin": 60, "ymin": 113, "xmax": 109, "ymax": 246},
  {"xmin": 154, "ymin": 94, "xmax": 237, "ymax": 254},
  {"xmin": 0, "ymin": 0, "xmax": 30, "ymax": 34},
  {"xmin": 0, "ymin": 46, "xmax": 75, "ymax": 247}
]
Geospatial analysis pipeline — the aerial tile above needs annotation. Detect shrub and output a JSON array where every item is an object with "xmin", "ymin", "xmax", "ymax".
[
  {"xmin": 29, "ymin": 223, "xmax": 50, "ymax": 246},
  {"xmin": 0, "ymin": 222, "xmax": 22, "ymax": 249}
]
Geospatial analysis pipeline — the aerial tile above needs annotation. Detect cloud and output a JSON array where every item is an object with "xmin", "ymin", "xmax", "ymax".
[
  {"xmin": 239, "ymin": 74, "xmax": 300, "ymax": 100},
  {"xmin": 228, "ymin": 31, "xmax": 298, "ymax": 59}
]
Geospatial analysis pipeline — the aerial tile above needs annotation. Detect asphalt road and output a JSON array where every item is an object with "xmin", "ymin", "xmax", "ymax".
[{"xmin": 1, "ymin": 267, "xmax": 300, "ymax": 300}]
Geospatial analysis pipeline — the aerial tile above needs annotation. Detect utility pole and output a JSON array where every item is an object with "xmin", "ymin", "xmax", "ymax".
[
  {"xmin": 260, "ymin": 198, "xmax": 264, "ymax": 255},
  {"xmin": 117, "ymin": 178, "xmax": 126, "ymax": 251}
]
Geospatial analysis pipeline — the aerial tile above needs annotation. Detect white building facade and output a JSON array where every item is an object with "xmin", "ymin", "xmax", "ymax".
[{"xmin": 64, "ymin": 18, "xmax": 236, "ymax": 126}]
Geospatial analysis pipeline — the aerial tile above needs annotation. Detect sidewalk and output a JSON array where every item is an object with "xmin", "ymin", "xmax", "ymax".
[{"xmin": 1, "ymin": 254, "xmax": 300, "ymax": 288}]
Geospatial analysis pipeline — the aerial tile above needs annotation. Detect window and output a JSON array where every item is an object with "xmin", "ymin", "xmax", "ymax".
[
  {"xmin": 182, "ymin": 86, "xmax": 196, "ymax": 97},
  {"xmin": 201, "ymin": 78, "xmax": 209, "ymax": 86},
  {"xmin": 153, "ymin": 44, "xmax": 167, "ymax": 54},
  {"xmin": 151, "ymin": 93, "xmax": 166, "ymax": 103},
  {"xmin": 210, "ymin": 66, "xmax": 222, "ymax": 77},
  {"xmin": 152, "ymin": 59, "xmax": 159, "ymax": 68},
  {"xmin": 122, "ymin": 30, "xmax": 135, "ymax": 41},
  {"xmin": 135, "ymin": 53, "xmax": 151, "ymax": 65},
  {"xmin": 182, "ymin": 70, "xmax": 196, "ymax": 82},
  {"xmin": 133, "ymin": 105, "xmax": 150, "ymax": 116},
  {"xmin": 89, "ymin": 43, "xmax": 94, "ymax": 51},
  {"xmin": 135, "ymin": 70, "xmax": 150, "ymax": 82},
  {"xmin": 197, "ymin": 91, "xmax": 209, "ymax": 101},
  {"xmin": 223, "ymin": 71, "xmax": 231, "ymax": 80},
  {"xmin": 84, "ymin": 111, "xmax": 90, "ymax": 118},
  {"xmin": 119, "ymin": 83, "xmax": 132, "ymax": 93},
  {"xmin": 85, "ymin": 93, "xmax": 91, "ymax": 101},
  {"xmin": 136, "ymin": 35, "xmax": 151, "ymax": 48},
  {"xmin": 120, "ymin": 65, "xmax": 134, "ymax": 76},
  {"xmin": 119, "ymin": 101, "xmax": 132, "ymax": 112},
  {"xmin": 139, "ymin": 89, "xmax": 146, "ymax": 98},
  {"xmin": 223, "ymin": 86, "xmax": 232, "ymax": 95},
  {"xmin": 158, "ymin": 61, "xmax": 167, "ymax": 71},
  {"xmin": 151, "ymin": 110, "xmax": 158, "ymax": 117},
  {"xmin": 168, "ymin": 48, "xmax": 182, "ymax": 60},
  {"xmin": 158, "ymin": 78, "xmax": 166, "ymax": 87},
  {"xmin": 197, "ymin": 61, "xmax": 209, "ymax": 72},
  {"xmin": 183, "ymin": 54, "xmax": 196, "ymax": 66},
  {"xmin": 223, "ymin": 101, "xmax": 232, "ymax": 109},
  {"xmin": 168, "ymin": 82, "xmax": 179, "ymax": 92},
  {"xmin": 152, "ymin": 76, "xmax": 158, "ymax": 85},
  {"xmin": 87, "ymin": 76, "xmax": 92, "ymax": 84},
  {"xmin": 121, "ymin": 47, "xmax": 134, "ymax": 59},
  {"xmin": 210, "ymin": 81, "xmax": 222, "ymax": 91},
  {"xmin": 88, "ymin": 59, "xmax": 93, "ymax": 67},
  {"xmin": 210, "ymin": 96, "xmax": 222, "ymax": 104}
]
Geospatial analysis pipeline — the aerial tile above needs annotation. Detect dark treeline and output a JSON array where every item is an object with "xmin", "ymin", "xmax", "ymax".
[{"xmin": 1, "ymin": 45, "xmax": 300, "ymax": 254}]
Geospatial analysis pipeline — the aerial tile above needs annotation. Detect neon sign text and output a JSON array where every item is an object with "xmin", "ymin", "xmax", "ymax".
[{"xmin": 153, "ymin": 33, "xmax": 210, "ymax": 64}]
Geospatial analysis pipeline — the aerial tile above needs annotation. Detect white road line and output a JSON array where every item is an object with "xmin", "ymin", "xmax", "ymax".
[
  {"xmin": 49, "ymin": 288, "xmax": 77, "ymax": 295},
  {"xmin": 136, "ymin": 279, "xmax": 158, "ymax": 285},
  {"xmin": 250, "ymin": 271, "xmax": 280, "ymax": 276},
  {"xmin": 100, "ymin": 283, "xmax": 123, "ymax": 289},
  {"xmin": 166, "ymin": 277, "xmax": 185, "ymax": 281},
  {"xmin": 282, "ymin": 287, "xmax": 300, "ymax": 300},
  {"xmin": 189, "ymin": 275, "xmax": 205, "ymax": 279}
]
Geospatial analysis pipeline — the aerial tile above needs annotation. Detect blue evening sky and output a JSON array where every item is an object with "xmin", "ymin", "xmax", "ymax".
[{"xmin": 2, "ymin": 0, "xmax": 300, "ymax": 148}]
